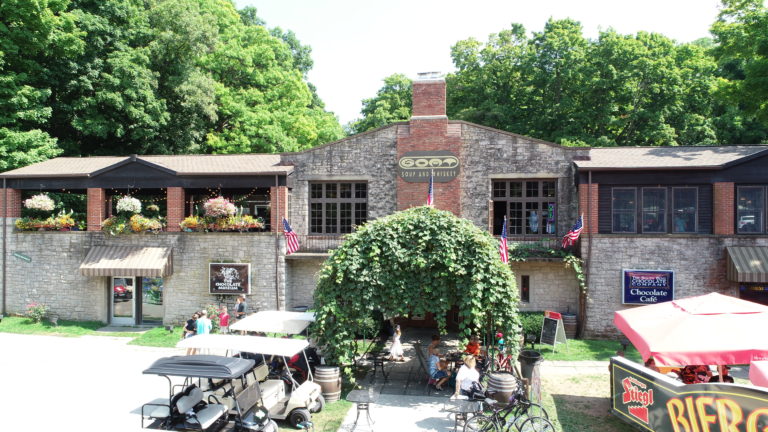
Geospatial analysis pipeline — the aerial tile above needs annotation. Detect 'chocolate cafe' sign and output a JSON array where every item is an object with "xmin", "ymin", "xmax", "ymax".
[{"xmin": 397, "ymin": 150, "xmax": 460, "ymax": 183}]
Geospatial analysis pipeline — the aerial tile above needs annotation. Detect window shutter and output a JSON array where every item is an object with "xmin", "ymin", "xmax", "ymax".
[{"xmin": 488, "ymin": 199, "xmax": 494, "ymax": 233}]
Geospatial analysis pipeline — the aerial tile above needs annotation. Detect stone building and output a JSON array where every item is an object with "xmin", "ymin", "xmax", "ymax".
[{"xmin": 1, "ymin": 73, "xmax": 766, "ymax": 338}]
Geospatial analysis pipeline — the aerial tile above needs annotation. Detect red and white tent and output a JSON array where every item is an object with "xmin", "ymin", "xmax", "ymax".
[{"xmin": 614, "ymin": 292, "xmax": 768, "ymax": 366}]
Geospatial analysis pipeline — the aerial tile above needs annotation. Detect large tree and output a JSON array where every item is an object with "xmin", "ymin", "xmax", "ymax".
[{"xmin": 347, "ymin": 73, "xmax": 412, "ymax": 134}]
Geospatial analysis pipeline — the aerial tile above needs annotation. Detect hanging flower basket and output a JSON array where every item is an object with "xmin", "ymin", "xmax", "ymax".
[
  {"xmin": 203, "ymin": 197, "xmax": 237, "ymax": 218},
  {"xmin": 116, "ymin": 195, "xmax": 142, "ymax": 215},
  {"xmin": 24, "ymin": 194, "xmax": 55, "ymax": 212}
]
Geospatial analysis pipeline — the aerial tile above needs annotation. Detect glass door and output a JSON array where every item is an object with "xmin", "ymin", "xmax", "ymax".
[
  {"xmin": 112, "ymin": 276, "xmax": 135, "ymax": 325},
  {"xmin": 141, "ymin": 277, "xmax": 164, "ymax": 324}
]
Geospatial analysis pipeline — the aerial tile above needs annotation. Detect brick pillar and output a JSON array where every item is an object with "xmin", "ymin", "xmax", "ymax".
[
  {"xmin": 0, "ymin": 188, "xmax": 22, "ymax": 218},
  {"xmin": 714, "ymin": 182, "xmax": 735, "ymax": 235},
  {"xmin": 578, "ymin": 183, "xmax": 599, "ymax": 234},
  {"xmin": 87, "ymin": 188, "xmax": 106, "ymax": 231},
  {"xmin": 166, "ymin": 187, "xmax": 185, "ymax": 232},
  {"xmin": 270, "ymin": 186, "xmax": 288, "ymax": 233}
]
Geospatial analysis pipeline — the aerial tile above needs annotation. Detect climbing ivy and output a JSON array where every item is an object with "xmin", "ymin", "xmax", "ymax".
[
  {"xmin": 311, "ymin": 206, "xmax": 521, "ymax": 366},
  {"xmin": 508, "ymin": 242, "xmax": 587, "ymax": 295}
]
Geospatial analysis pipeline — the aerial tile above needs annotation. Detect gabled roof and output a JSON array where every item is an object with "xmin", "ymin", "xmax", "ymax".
[
  {"xmin": 576, "ymin": 146, "xmax": 768, "ymax": 170},
  {"xmin": 0, "ymin": 154, "xmax": 293, "ymax": 178}
]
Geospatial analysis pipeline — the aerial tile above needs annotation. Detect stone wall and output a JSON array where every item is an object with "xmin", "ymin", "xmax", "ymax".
[
  {"xmin": 582, "ymin": 235, "xmax": 768, "ymax": 338},
  {"xmin": 286, "ymin": 258, "xmax": 325, "ymax": 309},
  {"xmin": 281, "ymin": 126, "xmax": 400, "ymax": 235},
  {"xmin": 460, "ymin": 123, "xmax": 588, "ymax": 233},
  {"xmin": 1, "ymin": 225, "xmax": 284, "ymax": 325},
  {"xmin": 511, "ymin": 260, "xmax": 580, "ymax": 314}
]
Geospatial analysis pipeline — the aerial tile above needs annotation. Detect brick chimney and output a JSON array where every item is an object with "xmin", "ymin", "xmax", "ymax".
[{"xmin": 411, "ymin": 72, "xmax": 446, "ymax": 118}]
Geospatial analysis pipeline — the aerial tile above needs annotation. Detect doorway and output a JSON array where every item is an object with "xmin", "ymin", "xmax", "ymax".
[{"xmin": 111, "ymin": 276, "xmax": 135, "ymax": 325}]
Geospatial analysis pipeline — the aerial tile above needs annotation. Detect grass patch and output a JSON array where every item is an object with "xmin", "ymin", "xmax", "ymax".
[
  {"xmin": 129, "ymin": 326, "xmax": 185, "ymax": 347},
  {"xmin": 277, "ymin": 399, "xmax": 353, "ymax": 432},
  {"xmin": 531, "ymin": 339, "xmax": 642, "ymax": 362},
  {"xmin": 0, "ymin": 316, "xmax": 108, "ymax": 336}
]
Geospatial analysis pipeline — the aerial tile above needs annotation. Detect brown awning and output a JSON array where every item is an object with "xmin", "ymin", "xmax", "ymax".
[
  {"xmin": 79, "ymin": 246, "xmax": 173, "ymax": 277},
  {"xmin": 726, "ymin": 246, "xmax": 768, "ymax": 283}
]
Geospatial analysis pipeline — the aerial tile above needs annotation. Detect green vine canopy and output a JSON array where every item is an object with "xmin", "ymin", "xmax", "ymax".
[{"xmin": 311, "ymin": 206, "xmax": 521, "ymax": 366}]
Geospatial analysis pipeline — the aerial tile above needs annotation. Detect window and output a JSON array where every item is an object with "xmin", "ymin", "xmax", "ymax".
[
  {"xmin": 672, "ymin": 188, "xmax": 697, "ymax": 233},
  {"xmin": 309, "ymin": 182, "xmax": 367, "ymax": 234},
  {"xmin": 642, "ymin": 188, "xmax": 666, "ymax": 233},
  {"xmin": 737, "ymin": 186, "xmax": 766, "ymax": 234},
  {"xmin": 492, "ymin": 180, "xmax": 557, "ymax": 235},
  {"xmin": 612, "ymin": 188, "xmax": 637, "ymax": 233},
  {"xmin": 520, "ymin": 275, "xmax": 530, "ymax": 303}
]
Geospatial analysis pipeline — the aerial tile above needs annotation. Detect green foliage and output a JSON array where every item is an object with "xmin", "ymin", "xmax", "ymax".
[
  {"xmin": 519, "ymin": 311, "xmax": 544, "ymax": 341},
  {"xmin": 206, "ymin": 304, "xmax": 221, "ymax": 333},
  {"xmin": 508, "ymin": 242, "xmax": 587, "ymax": 295},
  {"xmin": 348, "ymin": 73, "xmax": 412, "ymax": 134},
  {"xmin": 311, "ymin": 206, "xmax": 521, "ymax": 366},
  {"xmin": 25, "ymin": 303, "xmax": 50, "ymax": 323}
]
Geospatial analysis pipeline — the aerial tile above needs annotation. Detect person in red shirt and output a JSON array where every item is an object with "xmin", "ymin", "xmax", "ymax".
[
  {"xmin": 464, "ymin": 335, "xmax": 482, "ymax": 356},
  {"xmin": 218, "ymin": 305, "xmax": 230, "ymax": 334}
]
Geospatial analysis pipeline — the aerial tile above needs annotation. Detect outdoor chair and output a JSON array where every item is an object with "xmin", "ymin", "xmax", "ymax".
[{"xmin": 413, "ymin": 341, "xmax": 439, "ymax": 395}]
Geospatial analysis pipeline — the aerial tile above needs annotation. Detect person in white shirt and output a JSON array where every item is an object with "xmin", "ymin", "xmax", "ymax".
[{"xmin": 454, "ymin": 355, "xmax": 480, "ymax": 398}]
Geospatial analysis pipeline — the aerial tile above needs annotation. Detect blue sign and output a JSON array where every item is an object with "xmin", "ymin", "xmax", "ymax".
[{"xmin": 622, "ymin": 269, "xmax": 674, "ymax": 304}]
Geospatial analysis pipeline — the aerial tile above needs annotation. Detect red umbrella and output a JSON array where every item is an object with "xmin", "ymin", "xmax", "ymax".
[{"xmin": 614, "ymin": 292, "xmax": 768, "ymax": 366}]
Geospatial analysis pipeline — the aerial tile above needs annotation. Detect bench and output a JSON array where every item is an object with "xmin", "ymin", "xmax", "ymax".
[{"xmin": 176, "ymin": 386, "xmax": 228, "ymax": 431}]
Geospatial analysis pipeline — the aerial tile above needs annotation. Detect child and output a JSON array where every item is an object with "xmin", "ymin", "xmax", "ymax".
[
  {"xmin": 465, "ymin": 335, "xmax": 482, "ymax": 356},
  {"xmin": 428, "ymin": 348, "xmax": 451, "ymax": 391},
  {"xmin": 389, "ymin": 325, "xmax": 405, "ymax": 362},
  {"xmin": 219, "ymin": 306, "xmax": 230, "ymax": 334}
]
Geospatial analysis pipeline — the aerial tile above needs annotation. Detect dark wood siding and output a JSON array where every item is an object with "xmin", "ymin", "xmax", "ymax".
[
  {"xmin": 697, "ymin": 184, "xmax": 712, "ymax": 234},
  {"xmin": 598, "ymin": 184, "xmax": 612, "ymax": 234}
]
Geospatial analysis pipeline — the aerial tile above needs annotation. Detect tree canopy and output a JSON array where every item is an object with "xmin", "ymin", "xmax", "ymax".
[
  {"xmin": 0, "ymin": 0, "xmax": 343, "ymax": 169},
  {"xmin": 352, "ymin": 11, "xmax": 768, "ymax": 146},
  {"xmin": 311, "ymin": 206, "xmax": 520, "ymax": 365}
]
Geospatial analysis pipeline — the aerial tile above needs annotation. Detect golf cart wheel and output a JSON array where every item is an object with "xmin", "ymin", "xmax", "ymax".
[
  {"xmin": 288, "ymin": 408, "xmax": 311, "ymax": 429},
  {"xmin": 309, "ymin": 394, "xmax": 325, "ymax": 413}
]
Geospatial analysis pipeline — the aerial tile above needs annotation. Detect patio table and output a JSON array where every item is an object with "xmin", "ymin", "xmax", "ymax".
[
  {"xmin": 347, "ymin": 389, "xmax": 379, "ymax": 431},
  {"xmin": 444, "ymin": 397, "xmax": 482, "ymax": 432}
]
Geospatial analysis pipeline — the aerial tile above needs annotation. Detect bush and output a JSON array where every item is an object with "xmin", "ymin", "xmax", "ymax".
[
  {"xmin": 519, "ymin": 311, "xmax": 544, "ymax": 342},
  {"xmin": 26, "ymin": 303, "xmax": 49, "ymax": 323}
]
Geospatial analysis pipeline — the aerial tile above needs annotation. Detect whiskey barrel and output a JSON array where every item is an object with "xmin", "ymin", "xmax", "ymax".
[
  {"xmin": 562, "ymin": 314, "xmax": 577, "ymax": 339},
  {"xmin": 314, "ymin": 366, "xmax": 342, "ymax": 402},
  {"xmin": 486, "ymin": 372, "xmax": 519, "ymax": 404}
]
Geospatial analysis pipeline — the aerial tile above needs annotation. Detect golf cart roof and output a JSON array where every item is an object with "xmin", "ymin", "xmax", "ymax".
[
  {"xmin": 142, "ymin": 355, "xmax": 255, "ymax": 379},
  {"xmin": 229, "ymin": 310, "xmax": 315, "ymax": 334},
  {"xmin": 176, "ymin": 334, "xmax": 309, "ymax": 357}
]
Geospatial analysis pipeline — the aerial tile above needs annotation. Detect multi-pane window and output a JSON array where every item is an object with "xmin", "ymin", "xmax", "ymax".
[
  {"xmin": 612, "ymin": 188, "xmax": 637, "ymax": 233},
  {"xmin": 309, "ymin": 182, "xmax": 367, "ymax": 234},
  {"xmin": 642, "ymin": 188, "xmax": 666, "ymax": 233},
  {"xmin": 672, "ymin": 188, "xmax": 697, "ymax": 233},
  {"xmin": 737, "ymin": 186, "xmax": 766, "ymax": 234},
  {"xmin": 493, "ymin": 180, "xmax": 557, "ymax": 235}
]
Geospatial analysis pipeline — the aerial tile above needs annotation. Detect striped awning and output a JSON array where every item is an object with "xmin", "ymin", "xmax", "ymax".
[
  {"xmin": 79, "ymin": 246, "xmax": 173, "ymax": 277},
  {"xmin": 726, "ymin": 246, "xmax": 768, "ymax": 283}
]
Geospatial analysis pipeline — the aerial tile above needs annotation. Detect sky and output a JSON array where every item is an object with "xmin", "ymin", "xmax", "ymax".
[{"xmin": 234, "ymin": 0, "xmax": 724, "ymax": 125}]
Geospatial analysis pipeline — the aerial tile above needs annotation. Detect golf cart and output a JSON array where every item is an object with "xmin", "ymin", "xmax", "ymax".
[
  {"xmin": 177, "ymin": 334, "xmax": 324, "ymax": 428},
  {"xmin": 141, "ymin": 355, "xmax": 277, "ymax": 432}
]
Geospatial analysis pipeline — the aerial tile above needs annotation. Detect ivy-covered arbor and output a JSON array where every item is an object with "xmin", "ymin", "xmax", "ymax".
[{"xmin": 311, "ymin": 206, "xmax": 521, "ymax": 365}]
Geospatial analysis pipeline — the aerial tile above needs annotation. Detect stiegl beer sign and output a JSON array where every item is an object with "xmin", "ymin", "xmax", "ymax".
[{"xmin": 611, "ymin": 356, "xmax": 768, "ymax": 431}]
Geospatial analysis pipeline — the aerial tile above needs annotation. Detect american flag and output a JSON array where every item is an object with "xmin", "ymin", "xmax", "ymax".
[
  {"xmin": 283, "ymin": 218, "xmax": 300, "ymax": 255},
  {"xmin": 427, "ymin": 170, "xmax": 434, "ymax": 206},
  {"xmin": 562, "ymin": 214, "xmax": 584, "ymax": 248},
  {"xmin": 499, "ymin": 216, "xmax": 508, "ymax": 264}
]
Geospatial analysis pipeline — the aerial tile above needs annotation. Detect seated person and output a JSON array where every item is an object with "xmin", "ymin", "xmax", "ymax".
[
  {"xmin": 464, "ymin": 335, "xmax": 483, "ymax": 357},
  {"xmin": 428, "ymin": 349, "xmax": 451, "ymax": 391},
  {"xmin": 709, "ymin": 365, "xmax": 735, "ymax": 383},
  {"xmin": 454, "ymin": 355, "xmax": 481, "ymax": 398},
  {"xmin": 675, "ymin": 365, "xmax": 711, "ymax": 384},
  {"xmin": 428, "ymin": 334, "xmax": 441, "ymax": 356}
]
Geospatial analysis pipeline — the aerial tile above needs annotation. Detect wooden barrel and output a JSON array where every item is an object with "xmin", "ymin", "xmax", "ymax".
[
  {"xmin": 314, "ymin": 366, "xmax": 342, "ymax": 402},
  {"xmin": 562, "ymin": 314, "xmax": 577, "ymax": 339},
  {"xmin": 486, "ymin": 372, "xmax": 519, "ymax": 404}
]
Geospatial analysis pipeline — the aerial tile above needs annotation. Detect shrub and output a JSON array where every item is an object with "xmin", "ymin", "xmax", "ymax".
[
  {"xmin": 26, "ymin": 303, "xmax": 49, "ymax": 323},
  {"xmin": 519, "ymin": 311, "xmax": 544, "ymax": 342}
]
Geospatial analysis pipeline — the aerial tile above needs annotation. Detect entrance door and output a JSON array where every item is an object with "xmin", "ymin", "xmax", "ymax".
[
  {"xmin": 112, "ymin": 276, "xmax": 135, "ymax": 325},
  {"xmin": 141, "ymin": 277, "xmax": 164, "ymax": 324}
]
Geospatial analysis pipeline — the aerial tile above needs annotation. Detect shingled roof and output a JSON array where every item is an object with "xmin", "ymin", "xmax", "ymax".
[
  {"xmin": 575, "ymin": 146, "xmax": 768, "ymax": 170},
  {"xmin": 0, "ymin": 154, "xmax": 293, "ymax": 178}
]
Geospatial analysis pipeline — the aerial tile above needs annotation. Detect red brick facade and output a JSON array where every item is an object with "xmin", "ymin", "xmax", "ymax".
[
  {"xmin": 578, "ymin": 183, "xmax": 599, "ymax": 234},
  {"xmin": 166, "ymin": 187, "xmax": 185, "ymax": 232},
  {"xmin": 270, "ymin": 186, "xmax": 288, "ymax": 233},
  {"xmin": 412, "ymin": 79, "xmax": 446, "ymax": 117},
  {"xmin": 87, "ymin": 188, "xmax": 106, "ymax": 231},
  {"xmin": 713, "ymin": 182, "xmax": 735, "ymax": 235},
  {"xmin": 396, "ymin": 118, "xmax": 462, "ymax": 215},
  {"xmin": 0, "ymin": 188, "xmax": 22, "ymax": 218}
]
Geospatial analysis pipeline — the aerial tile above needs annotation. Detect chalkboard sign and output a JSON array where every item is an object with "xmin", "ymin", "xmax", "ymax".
[
  {"xmin": 540, "ymin": 310, "xmax": 568, "ymax": 352},
  {"xmin": 540, "ymin": 317, "xmax": 559, "ymax": 346}
]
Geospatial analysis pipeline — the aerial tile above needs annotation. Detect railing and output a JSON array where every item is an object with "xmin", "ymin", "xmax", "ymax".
[{"xmin": 295, "ymin": 235, "xmax": 346, "ymax": 253}]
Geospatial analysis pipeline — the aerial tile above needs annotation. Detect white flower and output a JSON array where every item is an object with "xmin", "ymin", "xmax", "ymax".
[
  {"xmin": 24, "ymin": 194, "xmax": 55, "ymax": 212},
  {"xmin": 116, "ymin": 196, "xmax": 142, "ymax": 214},
  {"xmin": 203, "ymin": 196, "xmax": 237, "ymax": 218}
]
